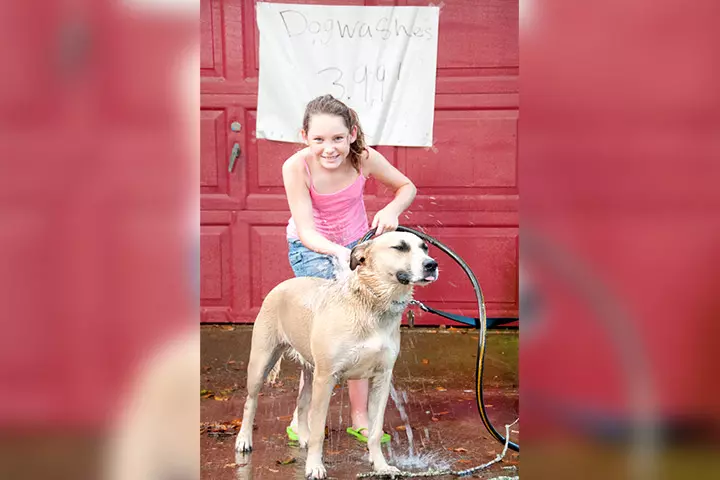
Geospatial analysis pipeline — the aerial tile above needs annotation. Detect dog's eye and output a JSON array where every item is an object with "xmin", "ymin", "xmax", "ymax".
[
  {"xmin": 420, "ymin": 243, "xmax": 429, "ymax": 252},
  {"xmin": 391, "ymin": 242, "xmax": 410, "ymax": 252}
]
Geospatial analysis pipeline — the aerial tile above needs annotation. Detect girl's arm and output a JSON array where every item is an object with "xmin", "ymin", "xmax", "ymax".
[
  {"xmin": 282, "ymin": 153, "xmax": 350, "ymax": 260},
  {"xmin": 363, "ymin": 147, "xmax": 417, "ymax": 235}
]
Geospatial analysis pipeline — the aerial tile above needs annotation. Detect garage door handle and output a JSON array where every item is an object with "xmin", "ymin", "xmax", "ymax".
[{"xmin": 228, "ymin": 143, "xmax": 241, "ymax": 173}]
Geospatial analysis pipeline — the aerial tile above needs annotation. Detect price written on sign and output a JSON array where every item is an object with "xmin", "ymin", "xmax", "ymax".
[{"xmin": 317, "ymin": 63, "xmax": 402, "ymax": 106}]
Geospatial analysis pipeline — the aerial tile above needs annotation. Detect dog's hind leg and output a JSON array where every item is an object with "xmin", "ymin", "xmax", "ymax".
[
  {"xmin": 266, "ymin": 354, "xmax": 283, "ymax": 385},
  {"xmin": 367, "ymin": 370, "xmax": 400, "ymax": 476},
  {"xmin": 235, "ymin": 325, "xmax": 284, "ymax": 453},
  {"xmin": 295, "ymin": 364, "xmax": 314, "ymax": 448}
]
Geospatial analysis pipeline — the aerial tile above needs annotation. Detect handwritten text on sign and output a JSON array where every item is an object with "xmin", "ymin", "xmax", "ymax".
[{"xmin": 256, "ymin": 4, "xmax": 440, "ymax": 147}]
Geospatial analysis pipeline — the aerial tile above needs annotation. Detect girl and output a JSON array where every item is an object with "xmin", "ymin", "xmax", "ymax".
[{"xmin": 283, "ymin": 94, "xmax": 416, "ymax": 443}]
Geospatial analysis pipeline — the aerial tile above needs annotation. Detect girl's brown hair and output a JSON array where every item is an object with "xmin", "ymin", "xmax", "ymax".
[{"xmin": 303, "ymin": 94, "xmax": 367, "ymax": 173}]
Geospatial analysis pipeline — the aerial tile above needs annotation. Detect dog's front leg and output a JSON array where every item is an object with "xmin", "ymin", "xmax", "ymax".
[
  {"xmin": 304, "ymin": 373, "xmax": 336, "ymax": 479},
  {"xmin": 367, "ymin": 370, "xmax": 400, "ymax": 477}
]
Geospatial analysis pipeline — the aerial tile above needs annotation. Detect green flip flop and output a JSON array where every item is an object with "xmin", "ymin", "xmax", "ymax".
[
  {"xmin": 286, "ymin": 425, "xmax": 299, "ymax": 441},
  {"xmin": 346, "ymin": 427, "xmax": 391, "ymax": 444}
]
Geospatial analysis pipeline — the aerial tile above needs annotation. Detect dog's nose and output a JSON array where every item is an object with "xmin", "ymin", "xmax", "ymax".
[{"xmin": 423, "ymin": 259, "xmax": 438, "ymax": 272}]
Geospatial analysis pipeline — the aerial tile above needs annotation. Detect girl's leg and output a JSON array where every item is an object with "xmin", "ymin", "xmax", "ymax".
[
  {"xmin": 349, "ymin": 378, "xmax": 370, "ymax": 429},
  {"xmin": 348, "ymin": 378, "xmax": 390, "ymax": 441}
]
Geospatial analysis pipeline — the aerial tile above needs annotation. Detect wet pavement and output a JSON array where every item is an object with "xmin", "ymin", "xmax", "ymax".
[{"xmin": 201, "ymin": 325, "xmax": 519, "ymax": 479}]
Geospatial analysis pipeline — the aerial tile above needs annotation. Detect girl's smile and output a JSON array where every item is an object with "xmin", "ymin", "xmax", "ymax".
[{"xmin": 303, "ymin": 113, "xmax": 357, "ymax": 170}]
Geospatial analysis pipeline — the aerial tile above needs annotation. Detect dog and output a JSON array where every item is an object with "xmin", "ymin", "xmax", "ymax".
[{"xmin": 234, "ymin": 231, "xmax": 439, "ymax": 479}]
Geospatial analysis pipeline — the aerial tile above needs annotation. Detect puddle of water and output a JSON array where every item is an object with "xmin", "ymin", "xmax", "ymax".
[{"xmin": 391, "ymin": 451, "xmax": 451, "ymax": 471}]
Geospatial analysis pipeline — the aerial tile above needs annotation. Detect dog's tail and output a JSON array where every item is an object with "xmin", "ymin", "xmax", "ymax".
[{"xmin": 265, "ymin": 354, "xmax": 283, "ymax": 385}]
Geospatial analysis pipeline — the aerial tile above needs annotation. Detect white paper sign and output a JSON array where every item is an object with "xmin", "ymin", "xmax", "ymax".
[{"xmin": 255, "ymin": 3, "xmax": 440, "ymax": 147}]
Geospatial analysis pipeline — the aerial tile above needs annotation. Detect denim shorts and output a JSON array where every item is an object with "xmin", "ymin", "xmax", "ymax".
[{"xmin": 287, "ymin": 238, "xmax": 360, "ymax": 279}]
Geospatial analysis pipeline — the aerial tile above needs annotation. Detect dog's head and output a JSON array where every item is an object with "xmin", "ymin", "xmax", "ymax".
[{"xmin": 350, "ymin": 231, "xmax": 439, "ymax": 286}]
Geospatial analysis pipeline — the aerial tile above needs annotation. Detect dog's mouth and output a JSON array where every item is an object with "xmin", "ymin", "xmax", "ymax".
[
  {"xmin": 396, "ymin": 270, "xmax": 439, "ymax": 285},
  {"xmin": 417, "ymin": 272, "xmax": 439, "ymax": 284}
]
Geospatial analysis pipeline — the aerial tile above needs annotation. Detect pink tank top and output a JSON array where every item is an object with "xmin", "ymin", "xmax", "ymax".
[{"xmin": 286, "ymin": 159, "xmax": 369, "ymax": 246}]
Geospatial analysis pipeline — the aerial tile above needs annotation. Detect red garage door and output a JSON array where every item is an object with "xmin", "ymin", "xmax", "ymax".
[{"xmin": 200, "ymin": 0, "xmax": 518, "ymax": 324}]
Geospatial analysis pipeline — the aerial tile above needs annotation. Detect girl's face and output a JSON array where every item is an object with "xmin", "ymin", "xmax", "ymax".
[{"xmin": 303, "ymin": 114, "xmax": 357, "ymax": 170}]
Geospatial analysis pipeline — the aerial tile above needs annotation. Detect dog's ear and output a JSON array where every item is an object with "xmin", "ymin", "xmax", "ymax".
[{"xmin": 350, "ymin": 242, "xmax": 370, "ymax": 271}]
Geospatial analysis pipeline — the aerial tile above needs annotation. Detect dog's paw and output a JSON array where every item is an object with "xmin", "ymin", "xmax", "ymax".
[
  {"xmin": 305, "ymin": 462, "xmax": 327, "ymax": 479},
  {"xmin": 373, "ymin": 465, "xmax": 401, "ymax": 478},
  {"xmin": 234, "ymin": 433, "xmax": 252, "ymax": 453}
]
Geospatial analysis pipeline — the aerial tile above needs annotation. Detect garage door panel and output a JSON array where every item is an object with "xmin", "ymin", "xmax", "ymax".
[
  {"xmin": 201, "ymin": 106, "xmax": 247, "ymax": 209},
  {"xmin": 201, "ymin": 109, "xmax": 225, "ymax": 190},
  {"xmin": 432, "ymin": 0, "xmax": 518, "ymax": 70},
  {"xmin": 247, "ymin": 110, "xmax": 301, "ymax": 195},
  {"xmin": 201, "ymin": 0, "xmax": 246, "ymax": 89},
  {"xmin": 408, "ymin": 0, "xmax": 518, "ymax": 95},
  {"xmin": 406, "ymin": 110, "xmax": 518, "ymax": 189},
  {"xmin": 200, "ymin": 225, "xmax": 232, "ymax": 303},
  {"xmin": 249, "ymin": 225, "xmax": 296, "ymax": 310},
  {"xmin": 415, "ymin": 227, "xmax": 518, "ymax": 307}
]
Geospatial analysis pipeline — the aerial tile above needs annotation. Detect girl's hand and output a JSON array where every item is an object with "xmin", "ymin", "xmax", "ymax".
[
  {"xmin": 372, "ymin": 207, "xmax": 400, "ymax": 236},
  {"xmin": 332, "ymin": 246, "xmax": 352, "ymax": 268}
]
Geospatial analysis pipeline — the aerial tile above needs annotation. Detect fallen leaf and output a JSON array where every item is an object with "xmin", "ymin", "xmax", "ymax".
[
  {"xmin": 213, "ymin": 395, "xmax": 229, "ymax": 401},
  {"xmin": 201, "ymin": 420, "xmax": 258, "ymax": 437},
  {"xmin": 422, "ymin": 359, "xmax": 430, "ymax": 365},
  {"xmin": 458, "ymin": 459, "xmax": 471, "ymax": 464},
  {"xmin": 327, "ymin": 450, "xmax": 341, "ymax": 455},
  {"xmin": 276, "ymin": 415, "xmax": 293, "ymax": 422},
  {"xmin": 431, "ymin": 417, "xmax": 439, "ymax": 422},
  {"xmin": 436, "ymin": 411, "xmax": 450, "ymax": 416},
  {"xmin": 395, "ymin": 425, "xmax": 406, "ymax": 431},
  {"xmin": 221, "ymin": 325, "xmax": 235, "ymax": 331},
  {"xmin": 200, "ymin": 389, "xmax": 214, "ymax": 399},
  {"xmin": 268, "ymin": 468, "xmax": 279, "ymax": 473},
  {"xmin": 453, "ymin": 447, "xmax": 468, "ymax": 453},
  {"xmin": 227, "ymin": 360, "xmax": 236, "ymax": 364},
  {"xmin": 276, "ymin": 456, "xmax": 296, "ymax": 465},
  {"xmin": 224, "ymin": 463, "xmax": 237, "ymax": 468},
  {"xmin": 435, "ymin": 386, "xmax": 447, "ymax": 392}
]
